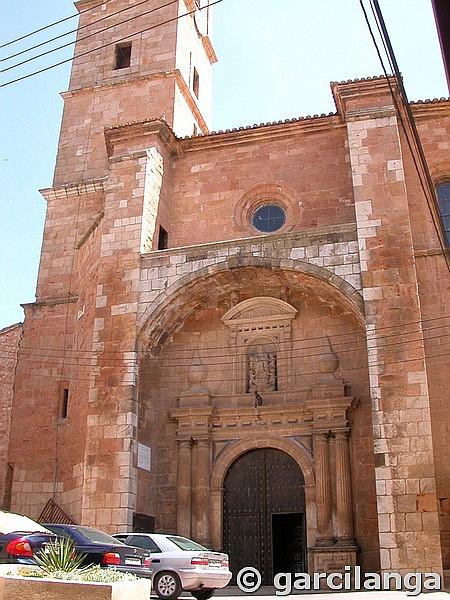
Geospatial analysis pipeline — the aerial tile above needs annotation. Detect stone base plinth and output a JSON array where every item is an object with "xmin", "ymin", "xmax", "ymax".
[{"xmin": 309, "ymin": 544, "xmax": 358, "ymax": 574}]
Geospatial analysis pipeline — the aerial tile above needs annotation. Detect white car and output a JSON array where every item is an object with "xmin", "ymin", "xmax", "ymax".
[{"xmin": 113, "ymin": 533, "xmax": 231, "ymax": 600}]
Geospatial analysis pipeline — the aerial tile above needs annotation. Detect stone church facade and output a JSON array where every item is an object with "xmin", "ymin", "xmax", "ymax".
[{"xmin": 1, "ymin": 0, "xmax": 450, "ymax": 582}]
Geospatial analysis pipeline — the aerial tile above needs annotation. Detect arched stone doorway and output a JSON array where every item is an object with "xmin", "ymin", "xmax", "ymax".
[{"xmin": 223, "ymin": 448, "xmax": 306, "ymax": 585}]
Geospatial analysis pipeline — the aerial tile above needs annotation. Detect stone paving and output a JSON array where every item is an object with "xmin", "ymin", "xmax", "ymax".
[{"xmin": 213, "ymin": 589, "xmax": 449, "ymax": 598}]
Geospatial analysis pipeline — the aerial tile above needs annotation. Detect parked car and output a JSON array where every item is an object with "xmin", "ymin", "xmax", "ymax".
[
  {"xmin": 112, "ymin": 532, "xmax": 231, "ymax": 600},
  {"xmin": 43, "ymin": 524, "xmax": 152, "ymax": 579},
  {"xmin": 0, "ymin": 511, "xmax": 56, "ymax": 566}
]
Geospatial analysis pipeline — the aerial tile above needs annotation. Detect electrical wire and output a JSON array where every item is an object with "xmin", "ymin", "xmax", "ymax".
[
  {"xmin": 3, "ymin": 347, "xmax": 448, "ymax": 387},
  {"xmin": 359, "ymin": 0, "xmax": 450, "ymax": 266},
  {"xmin": 0, "ymin": 314, "xmax": 448, "ymax": 361},
  {"xmin": 1, "ymin": 327, "xmax": 448, "ymax": 373},
  {"xmin": 0, "ymin": 0, "xmax": 224, "ymax": 88},
  {"xmin": 0, "ymin": 0, "xmax": 113, "ymax": 49},
  {"xmin": 1, "ymin": 0, "xmax": 179, "ymax": 73}
]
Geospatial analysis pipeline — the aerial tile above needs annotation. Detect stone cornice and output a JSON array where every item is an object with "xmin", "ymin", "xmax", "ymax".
[
  {"xmin": 0, "ymin": 322, "xmax": 23, "ymax": 336},
  {"xmin": 173, "ymin": 70, "xmax": 209, "ymax": 133},
  {"xmin": 201, "ymin": 35, "xmax": 218, "ymax": 64},
  {"xmin": 62, "ymin": 69, "xmax": 209, "ymax": 134},
  {"xmin": 76, "ymin": 211, "xmax": 104, "ymax": 250},
  {"xmin": 411, "ymin": 99, "xmax": 450, "ymax": 120},
  {"xmin": 180, "ymin": 114, "xmax": 343, "ymax": 152},
  {"xmin": 414, "ymin": 247, "xmax": 448, "ymax": 258},
  {"xmin": 104, "ymin": 119, "xmax": 179, "ymax": 158},
  {"xmin": 40, "ymin": 179, "xmax": 106, "ymax": 201},
  {"xmin": 141, "ymin": 222, "xmax": 358, "ymax": 263},
  {"xmin": 61, "ymin": 70, "xmax": 177, "ymax": 99},
  {"xmin": 22, "ymin": 296, "xmax": 79, "ymax": 309},
  {"xmin": 331, "ymin": 75, "xmax": 400, "ymax": 119}
]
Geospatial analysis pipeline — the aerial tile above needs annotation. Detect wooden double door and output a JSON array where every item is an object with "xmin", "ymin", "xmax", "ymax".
[{"xmin": 223, "ymin": 448, "xmax": 306, "ymax": 585}]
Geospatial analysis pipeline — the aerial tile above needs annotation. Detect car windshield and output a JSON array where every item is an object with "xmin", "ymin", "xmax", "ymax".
[
  {"xmin": 167, "ymin": 536, "xmax": 208, "ymax": 551},
  {"xmin": 75, "ymin": 527, "xmax": 125, "ymax": 545}
]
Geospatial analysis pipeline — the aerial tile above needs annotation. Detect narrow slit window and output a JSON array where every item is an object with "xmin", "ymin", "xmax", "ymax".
[
  {"xmin": 193, "ymin": 67, "xmax": 200, "ymax": 98},
  {"xmin": 61, "ymin": 388, "xmax": 69, "ymax": 419},
  {"xmin": 158, "ymin": 226, "xmax": 169, "ymax": 250},
  {"xmin": 114, "ymin": 43, "xmax": 132, "ymax": 70},
  {"xmin": 436, "ymin": 181, "xmax": 450, "ymax": 246}
]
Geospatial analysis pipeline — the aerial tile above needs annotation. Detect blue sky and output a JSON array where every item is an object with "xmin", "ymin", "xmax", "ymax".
[{"xmin": 0, "ymin": 0, "xmax": 447, "ymax": 329}]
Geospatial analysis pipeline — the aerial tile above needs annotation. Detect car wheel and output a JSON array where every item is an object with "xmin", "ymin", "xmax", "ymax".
[
  {"xmin": 153, "ymin": 571, "xmax": 182, "ymax": 600},
  {"xmin": 191, "ymin": 589, "xmax": 215, "ymax": 600}
]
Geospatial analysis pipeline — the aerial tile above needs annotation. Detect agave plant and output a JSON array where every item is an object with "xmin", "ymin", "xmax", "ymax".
[{"xmin": 34, "ymin": 537, "xmax": 87, "ymax": 574}]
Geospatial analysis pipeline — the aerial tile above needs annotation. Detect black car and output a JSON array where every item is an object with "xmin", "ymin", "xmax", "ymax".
[{"xmin": 43, "ymin": 524, "xmax": 152, "ymax": 579}]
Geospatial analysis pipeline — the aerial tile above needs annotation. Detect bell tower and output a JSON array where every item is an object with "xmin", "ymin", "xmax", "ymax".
[
  {"xmin": 54, "ymin": 0, "xmax": 217, "ymax": 186},
  {"xmin": 7, "ymin": 0, "xmax": 218, "ymax": 528}
]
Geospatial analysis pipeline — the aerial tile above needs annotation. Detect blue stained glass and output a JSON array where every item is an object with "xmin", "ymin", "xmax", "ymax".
[{"xmin": 251, "ymin": 204, "xmax": 286, "ymax": 233}]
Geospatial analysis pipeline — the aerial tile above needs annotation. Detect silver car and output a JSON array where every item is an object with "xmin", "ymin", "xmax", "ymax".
[{"xmin": 113, "ymin": 533, "xmax": 231, "ymax": 600}]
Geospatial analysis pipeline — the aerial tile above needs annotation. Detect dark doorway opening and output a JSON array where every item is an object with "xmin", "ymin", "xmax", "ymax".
[
  {"xmin": 272, "ymin": 513, "xmax": 306, "ymax": 575},
  {"xmin": 133, "ymin": 513, "xmax": 155, "ymax": 533}
]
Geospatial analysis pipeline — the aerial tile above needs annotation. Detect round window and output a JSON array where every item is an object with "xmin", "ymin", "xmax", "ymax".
[{"xmin": 251, "ymin": 204, "xmax": 286, "ymax": 233}]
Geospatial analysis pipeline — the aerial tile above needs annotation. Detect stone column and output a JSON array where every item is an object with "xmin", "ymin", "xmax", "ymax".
[
  {"xmin": 176, "ymin": 440, "xmax": 192, "ymax": 538},
  {"xmin": 192, "ymin": 438, "xmax": 211, "ymax": 546},
  {"xmin": 313, "ymin": 433, "xmax": 333, "ymax": 545},
  {"xmin": 335, "ymin": 431, "xmax": 354, "ymax": 545}
]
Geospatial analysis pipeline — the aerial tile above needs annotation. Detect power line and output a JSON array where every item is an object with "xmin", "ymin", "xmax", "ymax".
[
  {"xmin": 3, "ymin": 347, "xmax": 448, "ymax": 387},
  {"xmin": 1, "ymin": 327, "xmax": 448, "ymax": 373},
  {"xmin": 0, "ymin": 0, "xmax": 113, "ymax": 49},
  {"xmin": 1, "ymin": 0, "xmax": 154, "ymax": 62},
  {"xmin": 0, "ymin": 0, "xmax": 224, "ymax": 88},
  {"xmin": 1, "ymin": 0, "xmax": 179, "ymax": 74},
  {"xmin": 0, "ymin": 314, "xmax": 448, "ymax": 360},
  {"xmin": 359, "ymin": 0, "xmax": 450, "ymax": 266}
]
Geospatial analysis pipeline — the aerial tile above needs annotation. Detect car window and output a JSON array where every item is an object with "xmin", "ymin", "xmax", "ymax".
[
  {"xmin": 75, "ymin": 527, "xmax": 125, "ymax": 545},
  {"xmin": 127, "ymin": 535, "xmax": 162, "ymax": 553},
  {"xmin": 166, "ymin": 536, "xmax": 208, "ymax": 551},
  {"xmin": 45, "ymin": 526, "xmax": 73, "ymax": 540}
]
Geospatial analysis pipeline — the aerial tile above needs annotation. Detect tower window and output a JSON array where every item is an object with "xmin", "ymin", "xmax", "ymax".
[
  {"xmin": 158, "ymin": 226, "xmax": 169, "ymax": 250},
  {"xmin": 436, "ymin": 181, "xmax": 450, "ymax": 246},
  {"xmin": 114, "ymin": 43, "xmax": 132, "ymax": 69},
  {"xmin": 193, "ymin": 67, "xmax": 200, "ymax": 98},
  {"xmin": 61, "ymin": 388, "xmax": 69, "ymax": 419}
]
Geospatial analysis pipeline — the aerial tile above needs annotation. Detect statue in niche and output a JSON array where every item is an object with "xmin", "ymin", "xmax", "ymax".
[{"xmin": 248, "ymin": 345, "xmax": 277, "ymax": 393}]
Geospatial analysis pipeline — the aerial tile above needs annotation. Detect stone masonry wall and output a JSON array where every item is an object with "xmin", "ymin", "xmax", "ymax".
[
  {"xmin": 0, "ymin": 324, "xmax": 22, "ymax": 508},
  {"xmin": 337, "ymin": 79, "xmax": 444, "ymax": 575}
]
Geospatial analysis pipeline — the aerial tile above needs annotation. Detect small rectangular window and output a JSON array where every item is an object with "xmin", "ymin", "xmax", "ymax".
[
  {"xmin": 158, "ymin": 226, "xmax": 168, "ymax": 250},
  {"xmin": 61, "ymin": 388, "xmax": 69, "ymax": 419},
  {"xmin": 114, "ymin": 43, "xmax": 132, "ymax": 70},
  {"xmin": 193, "ymin": 67, "xmax": 200, "ymax": 98}
]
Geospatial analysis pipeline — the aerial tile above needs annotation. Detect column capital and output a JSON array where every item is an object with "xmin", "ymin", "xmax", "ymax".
[
  {"xmin": 178, "ymin": 438, "xmax": 193, "ymax": 449},
  {"xmin": 313, "ymin": 431, "xmax": 330, "ymax": 444},
  {"xmin": 334, "ymin": 430, "xmax": 350, "ymax": 440},
  {"xmin": 195, "ymin": 438, "xmax": 210, "ymax": 448}
]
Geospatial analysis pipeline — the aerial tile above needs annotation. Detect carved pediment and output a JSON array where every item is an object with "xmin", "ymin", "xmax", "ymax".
[{"xmin": 222, "ymin": 297, "xmax": 297, "ymax": 329}]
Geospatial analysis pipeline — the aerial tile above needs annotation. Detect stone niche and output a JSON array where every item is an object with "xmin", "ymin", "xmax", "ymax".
[{"xmin": 221, "ymin": 297, "xmax": 297, "ymax": 394}]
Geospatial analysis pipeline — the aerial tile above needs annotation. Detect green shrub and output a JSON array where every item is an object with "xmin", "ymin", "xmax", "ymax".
[
  {"xmin": 34, "ymin": 538, "xmax": 87, "ymax": 574},
  {"xmin": 18, "ymin": 565, "xmax": 138, "ymax": 583}
]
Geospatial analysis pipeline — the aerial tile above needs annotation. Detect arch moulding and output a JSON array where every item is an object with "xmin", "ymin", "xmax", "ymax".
[
  {"xmin": 209, "ymin": 436, "xmax": 316, "ymax": 551},
  {"xmin": 137, "ymin": 256, "xmax": 365, "ymax": 352}
]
